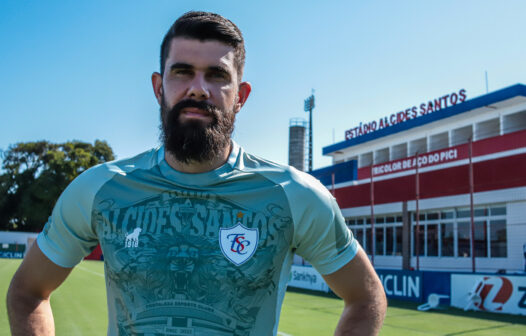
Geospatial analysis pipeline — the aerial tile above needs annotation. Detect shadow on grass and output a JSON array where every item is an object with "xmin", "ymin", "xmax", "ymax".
[{"xmin": 443, "ymin": 323, "xmax": 516, "ymax": 336}]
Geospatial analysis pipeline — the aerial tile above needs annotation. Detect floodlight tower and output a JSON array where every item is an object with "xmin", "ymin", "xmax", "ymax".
[{"xmin": 304, "ymin": 91, "xmax": 315, "ymax": 172}]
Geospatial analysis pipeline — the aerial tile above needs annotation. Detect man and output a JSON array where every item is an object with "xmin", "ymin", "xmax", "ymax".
[{"xmin": 7, "ymin": 11, "xmax": 386, "ymax": 335}]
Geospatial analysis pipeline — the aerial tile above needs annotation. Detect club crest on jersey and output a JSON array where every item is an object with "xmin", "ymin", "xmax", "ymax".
[{"xmin": 219, "ymin": 213, "xmax": 259, "ymax": 266}]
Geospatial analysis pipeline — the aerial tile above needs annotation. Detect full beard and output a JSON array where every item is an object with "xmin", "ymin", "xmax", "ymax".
[{"xmin": 160, "ymin": 96, "xmax": 235, "ymax": 164}]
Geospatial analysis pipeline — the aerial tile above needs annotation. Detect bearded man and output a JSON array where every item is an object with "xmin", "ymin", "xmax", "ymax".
[{"xmin": 7, "ymin": 11, "xmax": 386, "ymax": 336}]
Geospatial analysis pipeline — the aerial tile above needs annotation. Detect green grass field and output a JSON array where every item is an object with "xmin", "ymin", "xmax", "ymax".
[{"xmin": 1, "ymin": 259, "xmax": 526, "ymax": 335}]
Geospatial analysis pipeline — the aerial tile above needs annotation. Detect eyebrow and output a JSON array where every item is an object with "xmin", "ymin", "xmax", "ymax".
[
  {"xmin": 169, "ymin": 63, "xmax": 193, "ymax": 71},
  {"xmin": 169, "ymin": 63, "xmax": 230, "ymax": 75},
  {"xmin": 207, "ymin": 66, "xmax": 229, "ymax": 75}
]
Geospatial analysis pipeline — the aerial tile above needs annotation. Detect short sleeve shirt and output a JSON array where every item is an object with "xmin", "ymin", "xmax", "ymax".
[{"xmin": 38, "ymin": 142, "xmax": 358, "ymax": 336}]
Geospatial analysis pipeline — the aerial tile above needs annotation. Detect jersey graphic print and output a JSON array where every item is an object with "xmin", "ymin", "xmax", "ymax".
[
  {"xmin": 124, "ymin": 228, "xmax": 142, "ymax": 247},
  {"xmin": 220, "ymin": 213, "xmax": 259, "ymax": 266},
  {"xmin": 95, "ymin": 186, "xmax": 294, "ymax": 336}
]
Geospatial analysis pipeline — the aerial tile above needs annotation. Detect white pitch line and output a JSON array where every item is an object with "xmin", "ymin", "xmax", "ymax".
[
  {"xmin": 277, "ymin": 332, "xmax": 293, "ymax": 336},
  {"xmin": 76, "ymin": 265, "xmax": 105, "ymax": 278}
]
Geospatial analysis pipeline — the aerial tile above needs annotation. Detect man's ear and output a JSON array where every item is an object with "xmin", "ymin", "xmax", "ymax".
[
  {"xmin": 234, "ymin": 82, "xmax": 252, "ymax": 113},
  {"xmin": 152, "ymin": 72, "xmax": 163, "ymax": 105}
]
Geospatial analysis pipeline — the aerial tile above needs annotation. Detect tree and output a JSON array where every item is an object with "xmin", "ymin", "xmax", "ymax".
[{"xmin": 0, "ymin": 140, "xmax": 114, "ymax": 232}]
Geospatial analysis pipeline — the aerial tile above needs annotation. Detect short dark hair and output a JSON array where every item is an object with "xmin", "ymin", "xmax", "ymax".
[{"xmin": 160, "ymin": 11, "xmax": 245, "ymax": 78}]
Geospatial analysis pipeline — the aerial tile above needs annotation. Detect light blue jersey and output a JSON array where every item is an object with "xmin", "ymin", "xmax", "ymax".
[{"xmin": 38, "ymin": 142, "xmax": 358, "ymax": 336}]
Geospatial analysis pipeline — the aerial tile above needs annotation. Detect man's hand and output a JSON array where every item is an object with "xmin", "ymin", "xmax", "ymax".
[
  {"xmin": 7, "ymin": 242, "xmax": 73, "ymax": 336},
  {"xmin": 322, "ymin": 248, "xmax": 387, "ymax": 336}
]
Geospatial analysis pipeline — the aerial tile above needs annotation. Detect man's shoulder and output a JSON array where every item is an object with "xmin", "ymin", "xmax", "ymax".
[
  {"xmin": 239, "ymin": 149, "xmax": 331, "ymax": 201},
  {"xmin": 65, "ymin": 147, "xmax": 160, "ymax": 196},
  {"xmin": 84, "ymin": 147, "xmax": 159, "ymax": 177}
]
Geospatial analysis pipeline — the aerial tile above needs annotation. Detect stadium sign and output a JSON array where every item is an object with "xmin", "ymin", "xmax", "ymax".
[
  {"xmin": 377, "ymin": 270, "xmax": 423, "ymax": 302},
  {"xmin": 0, "ymin": 251, "xmax": 24, "ymax": 259},
  {"xmin": 451, "ymin": 274, "xmax": 526, "ymax": 315},
  {"xmin": 345, "ymin": 89, "xmax": 467, "ymax": 140},
  {"xmin": 372, "ymin": 147, "xmax": 459, "ymax": 177},
  {"xmin": 288, "ymin": 265, "xmax": 329, "ymax": 293}
]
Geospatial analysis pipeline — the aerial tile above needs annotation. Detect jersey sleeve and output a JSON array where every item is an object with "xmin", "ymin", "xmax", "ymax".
[
  {"xmin": 290, "ymin": 175, "xmax": 359, "ymax": 275},
  {"xmin": 36, "ymin": 168, "xmax": 104, "ymax": 268}
]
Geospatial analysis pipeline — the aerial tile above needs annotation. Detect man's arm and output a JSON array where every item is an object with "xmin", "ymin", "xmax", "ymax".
[
  {"xmin": 322, "ymin": 248, "xmax": 387, "ymax": 336},
  {"xmin": 7, "ymin": 242, "xmax": 73, "ymax": 336}
]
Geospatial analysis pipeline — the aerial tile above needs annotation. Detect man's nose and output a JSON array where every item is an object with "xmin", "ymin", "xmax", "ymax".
[{"xmin": 186, "ymin": 74, "xmax": 210, "ymax": 100}]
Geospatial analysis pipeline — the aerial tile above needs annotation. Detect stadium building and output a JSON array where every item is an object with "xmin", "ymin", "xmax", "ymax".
[{"xmin": 311, "ymin": 84, "xmax": 526, "ymax": 274}]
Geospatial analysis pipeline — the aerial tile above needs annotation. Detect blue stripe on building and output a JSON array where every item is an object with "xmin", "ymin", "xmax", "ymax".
[{"xmin": 308, "ymin": 160, "xmax": 357, "ymax": 186}]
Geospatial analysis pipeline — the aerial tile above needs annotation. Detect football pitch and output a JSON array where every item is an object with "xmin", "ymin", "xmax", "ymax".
[{"xmin": 1, "ymin": 259, "xmax": 526, "ymax": 335}]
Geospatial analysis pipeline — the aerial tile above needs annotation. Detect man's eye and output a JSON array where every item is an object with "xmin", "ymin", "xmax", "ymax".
[
  {"xmin": 208, "ymin": 72, "xmax": 228, "ymax": 80},
  {"xmin": 173, "ymin": 69, "xmax": 193, "ymax": 76}
]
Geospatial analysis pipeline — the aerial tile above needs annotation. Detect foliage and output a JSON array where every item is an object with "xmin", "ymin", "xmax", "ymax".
[{"xmin": 0, "ymin": 140, "xmax": 114, "ymax": 232}]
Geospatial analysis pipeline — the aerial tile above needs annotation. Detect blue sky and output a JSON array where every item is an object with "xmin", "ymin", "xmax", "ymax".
[{"xmin": 1, "ymin": 0, "xmax": 525, "ymax": 169}]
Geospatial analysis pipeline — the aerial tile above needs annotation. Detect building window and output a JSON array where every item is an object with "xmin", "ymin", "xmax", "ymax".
[
  {"xmin": 490, "ymin": 219, "xmax": 507, "ymax": 257},
  {"xmin": 395, "ymin": 226, "xmax": 402, "ymax": 256},
  {"xmin": 348, "ymin": 204, "xmax": 507, "ymax": 259},
  {"xmin": 375, "ymin": 227, "xmax": 384, "ymax": 255},
  {"xmin": 412, "ymin": 205, "xmax": 507, "ymax": 258},
  {"xmin": 427, "ymin": 223, "xmax": 439, "ymax": 256},
  {"xmin": 456, "ymin": 221, "xmax": 471, "ymax": 257},
  {"xmin": 474, "ymin": 221, "xmax": 488, "ymax": 257},
  {"xmin": 386, "ymin": 226, "xmax": 394, "ymax": 255},
  {"xmin": 441, "ymin": 210, "xmax": 454, "ymax": 219},
  {"xmin": 354, "ymin": 227, "xmax": 364, "ymax": 248},
  {"xmin": 490, "ymin": 207, "xmax": 506, "ymax": 216},
  {"xmin": 412, "ymin": 224, "xmax": 425, "ymax": 256},
  {"xmin": 440, "ymin": 222, "xmax": 454, "ymax": 256},
  {"xmin": 348, "ymin": 215, "xmax": 402, "ymax": 257},
  {"xmin": 365, "ymin": 227, "xmax": 372, "ymax": 255}
]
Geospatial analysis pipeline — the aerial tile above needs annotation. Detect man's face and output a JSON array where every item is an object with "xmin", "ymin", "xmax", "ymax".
[{"xmin": 152, "ymin": 38, "xmax": 250, "ymax": 163}]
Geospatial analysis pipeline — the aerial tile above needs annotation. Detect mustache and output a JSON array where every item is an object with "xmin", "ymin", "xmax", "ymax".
[{"xmin": 170, "ymin": 99, "xmax": 219, "ymax": 117}]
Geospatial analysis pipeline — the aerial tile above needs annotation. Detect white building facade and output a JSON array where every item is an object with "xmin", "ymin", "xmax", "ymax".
[{"xmin": 313, "ymin": 84, "xmax": 526, "ymax": 273}]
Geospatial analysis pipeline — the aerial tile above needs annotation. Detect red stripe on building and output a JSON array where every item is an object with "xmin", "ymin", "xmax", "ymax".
[
  {"xmin": 357, "ymin": 130, "xmax": 526, "ymax": 180},
  {"xmin": 335, "ymin": 153, "xmax": 526, "ymax": 208}
]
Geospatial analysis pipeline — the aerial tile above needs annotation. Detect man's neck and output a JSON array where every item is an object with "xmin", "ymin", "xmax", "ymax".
[{"xmin": 164, "ymin": 143, "xmax": 232, "ymax": 174}]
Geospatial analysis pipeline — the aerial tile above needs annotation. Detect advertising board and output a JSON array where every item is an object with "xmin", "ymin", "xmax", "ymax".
[
  {"xmin": 377, "ymin": 269, "xmax": 423, "ymax": 302},
  {"xmin": 0, "ymin": 251, "xmax": 24, "ymax": 259},
  {"xmin": 451, "ymin": 274, "xmax": 526, "ymax": 315},
  {"xmin": 288, "ymin": 265, "xmax": 329, "ymax": 293},
  {"xmin": 0, "ymin": 242, "xmax": 26, "ymax": 259}
]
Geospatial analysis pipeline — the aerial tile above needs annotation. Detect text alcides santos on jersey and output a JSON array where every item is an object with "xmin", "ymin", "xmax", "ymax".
[{"xmin": 96, "ymin": 189, "xmax": 292, "ymax": 243}]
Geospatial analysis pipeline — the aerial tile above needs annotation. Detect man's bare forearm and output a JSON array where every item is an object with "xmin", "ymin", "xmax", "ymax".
[
  {"xmin": 7, "ymin": 286, "xmax": 55, "ymax": 336},
  {"xmin": 334, "ymin": 297, "xmax": 387, "ymax": 336}
]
